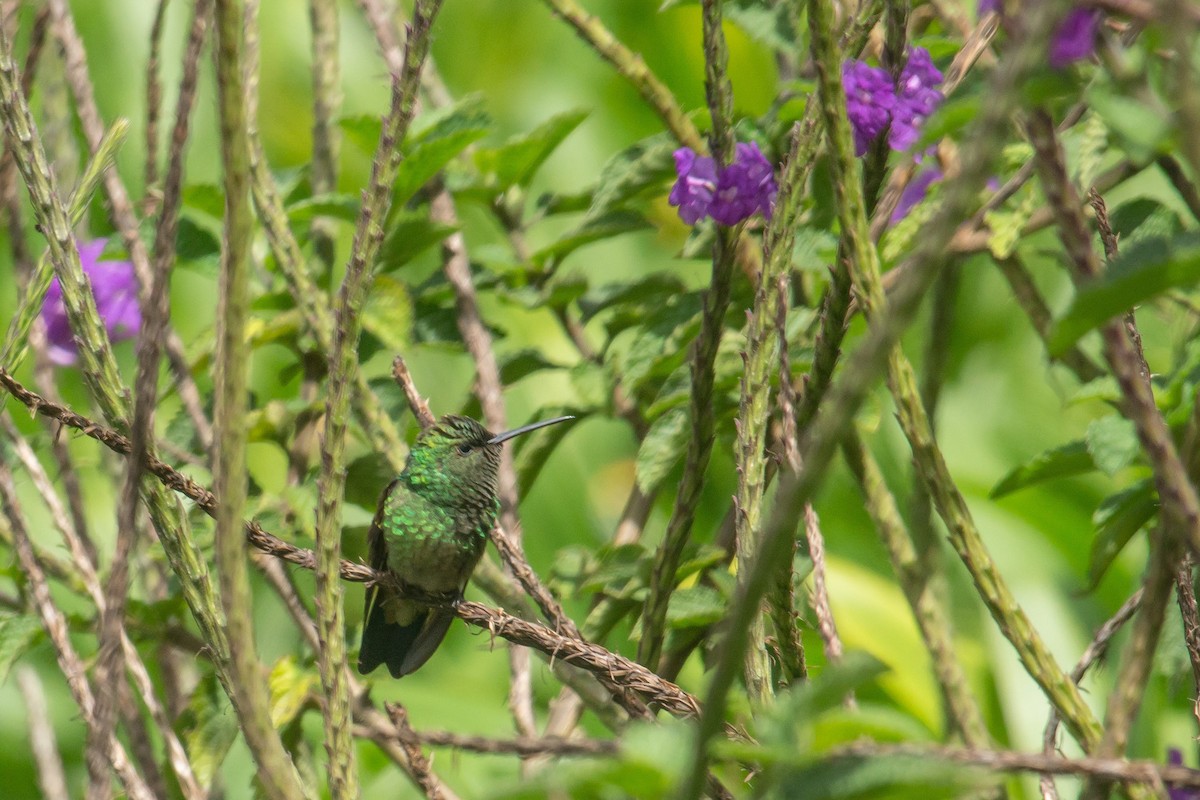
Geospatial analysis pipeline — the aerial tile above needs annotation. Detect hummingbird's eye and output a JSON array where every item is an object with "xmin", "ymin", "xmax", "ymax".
[{"xmin": 456, "ymin": 443, "xmax": 472, "ymax": 455}]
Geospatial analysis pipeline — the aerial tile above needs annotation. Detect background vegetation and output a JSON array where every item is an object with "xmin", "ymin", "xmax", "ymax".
[{"xmin": 0, "ymin": 0, "xmax": 1197, "ymax": 798}]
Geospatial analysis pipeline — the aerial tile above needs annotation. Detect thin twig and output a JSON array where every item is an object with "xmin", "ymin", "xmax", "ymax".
[
  {"xmin": 1041, "ymin": 589, "xmax": 1143, "ymax": 800},
  {"xmin": 16, "ymin": 667, "xmax": 70, "ymax": 800},
  {"xmin": 827, "ymin": 742, "xmax": 1194, "ymax": 791},
  {"xmin": 416, "ymin": 730, "xmax": 618, "ymax": 758},
  {"xmin": 385, "ymin": 705, "xmax": 451, "ymax": 800},
  {"xmin": 0, "ymin": 468, "xmax": 154, "ymax": 800}
]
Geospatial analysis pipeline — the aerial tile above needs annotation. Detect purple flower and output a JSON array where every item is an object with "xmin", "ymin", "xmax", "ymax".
[
  {"xmin": 1167, "ymin": 748, "xmax": 1200, "ymax": 800},
  {"xmin": 40, "ymin": 239, "xmax": 141, "ymax": 366},
  {"xmin": 890, "ymin": 167, "xmax": 943, "ymax": 224},
  {"xmin": 709, "ymin": 142, "xmax": 777, "ymax": 225},
  {"xmin": 977, "ymin": 0, "xmax": 1000, "ymax": 15},
  {"xmin": 669, "ymin": 142, "xmax": 777, "ymax": 226},
  {"xmin": 890, "ymin": 48, "xmax": 944, "ymax": 152},
  {"xmin": 669, "ymin": 148, "xmax": 718, "ymax": 225},
  {"xmin": 843, "ymin": 60, "xmax": 895, "ymax": 156},
  {"xmin": 1049, "ymin": 8, "xmax": 1101, "ymax": 68}
]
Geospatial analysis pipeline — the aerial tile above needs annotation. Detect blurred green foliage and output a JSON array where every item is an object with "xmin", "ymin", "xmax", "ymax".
[{"xmin": 1, "ymin": 0, "xmax": 1199, "ymax": 798}]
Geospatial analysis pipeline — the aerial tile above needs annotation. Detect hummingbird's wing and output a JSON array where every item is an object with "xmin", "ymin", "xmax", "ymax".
[{"xmin": 358, "ymin": 480, "xmax": 401, "ymax": 676}]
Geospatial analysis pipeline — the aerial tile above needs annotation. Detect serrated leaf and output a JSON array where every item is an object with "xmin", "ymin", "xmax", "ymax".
[
  {"xmin": 1108, "ymin": 198, "xmax": 1184, "ymax": 247},
  {"xmin": 1087, "ymin": 479, "xmax": 1157, "ymax": 589},
  {"xmin": 378, "ymin": 210, "xmax": 458, "ymax": 271},
  {"xmin": 990, "ymin": 440, "xmax": 1095, "ymax": 498},
  {"xmin": 635, "ymin": 407, "xmax": 688, "ymax": 494},
  {"xmin": 1049, "ymin": 232, "xmax": 1200, "ymax": 355},
  {"xmin": 666, "ymin": 585, "xmax": 725, "ymax": 628},
  {"xmin": 725, "ymin": 0, "xmax": 797, "ymax": 51},
  {"xmin": 176, "ymin": 215, "xmax": 221, "ymax": 264},
  {"xmin": 982, "ymin": 185, "xmax": 1039, "ymax": 260},
  {"xmin": 285, "ymin": 193, "xmax": 360, "ymax": 225},
  {"xmin": 1086, "ymin": 415, "xmax": 1139, "ymax": 476},
  {"xmin": 778, "ymin": 752, "xmax": 990, "ymax": 800},
  {"xmin": 1088, "ymin": 82, "xmax": 1171, "ymax": 163},
  {"xmin": 269, "ymin": 656, "xmax": 318, "ymax": 729},
  {"xmin": 363, "ymin": 274, "xmax": 413, "ymax": 353},
  {"xmin": 339, "ymin": 114, "xmax": 382, "ymax": 155},
  {"xmin": 498, "ymin": 349, "xmax": 565, "ymax": 384},
  {"xmin": 532, "ymin": 209, "xmax": 651, "ymax": 266},
  {"xmin": 1076, "ymin": 113, "xmax": 1108, "ymax": 191},
  {"xmin": 578, "ymin": 274, "xmax": 686, "ymax": 322},
  {"xmin": 394, "ymin": 129, "xmax": 491, "ymax": 208},
  {"xmin": 475, "ymin": 109, "xmax": 589, "ymax": 190},
  {"xmin": 0, "ymin": 613, "xmax": 41, "ymax": 683},
  {"xmin": 792, "ymin": 227, "xmax": 839, "ymax": 270},
  {"xmin": 180, "ymin": 672, "xmax": 237, "ymax": 791},
  {"xmin": 586, "ymin": 132, "xmax": 677, "ymax": 221}
]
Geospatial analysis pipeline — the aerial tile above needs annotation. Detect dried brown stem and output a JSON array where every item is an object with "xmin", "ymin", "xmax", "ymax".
[
  {"xmin": 0, "ymin": 367, "xmax": 704, "ymax": 729},
  {"xmin": 385, "ymin": 704, "xmax": 451, "ymax": 800},
  {"xmin": 417, "ymin": 730, "xmax": 618, "ymax": 757}
]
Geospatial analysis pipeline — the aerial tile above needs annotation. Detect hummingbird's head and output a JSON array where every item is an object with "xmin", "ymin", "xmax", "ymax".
[{"xmin": 402, "ymin": 414, "xmax": 575, "ymax": 506}]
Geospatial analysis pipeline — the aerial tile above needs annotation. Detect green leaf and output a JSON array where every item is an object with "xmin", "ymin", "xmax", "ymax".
[
  {"xmin": 378, "ymin": 209, "xmax": 458, "ymax": 271},
  {"xmin": 344, "ymin": 452, "xmax": 393, "ymax": 511},
  {"xmin": 1087, "ymin": 479, "xmax": 1157, "ymax": 589},
  {"xmin": 778, "ymin": 752, "xmax": 990, "ymax": 800},
  {"xmin": 578, "ymin": 274, "xmax": 686, "ymax": 322},
  {"xmin": 1108, "ymin": 198, "xmax": 1184, "ymax": 247},
  {"xmin": 990, "ymin": 440, "xmax": 1095, "ymax": 498},
  {"xmin": 269, "ymin": 656, "xmax": 318, "ymax": 729},
  {"xmin": 285, "ymin": 193, "xmax": 360, "ymax": 225},
  {"xmin": 179, "ymin": 671, "xmax": 237, "ymax": 791},
  {"xmin": 1086, "ymin": 415, "xmax": 1139, "ymax": 476},
  {"xmin": 515, "ymin": 405, "xmax": 586, "ymax": 496},
  {"xmin": 635, "ymin": 407, "xmax": 688, "ymax": 494},
  {"xmin": 666, "ymin": 585, "xmax": 725, "ymax": 628},
  {"xmin": 1088, "ymin": 82, "xmax": 1171, "ymax": 163},
  {"xmin": 393, "ymin": 96, "xmax": 493, "ymax": 206},
  {"xmin": 175, "ymin": 215, "xmax": 221, "ymax": 264},
  {"xmin": 1049, "ymin": 232, "xmax": 1200, "ymax": 355},
  {"xmin": 532, "ymin": 210, "xmax": 651, "ymax": 266},
  {"xmin": 982, "ymin": 185, "xmax": 1039, "ymax": 260},
  {"xmin": 586, "ymin": 132, "xmax": 677, "ymax": 221},
  {"xmin": 0, "ymin": 613, "xmax": 41, "ymax": 683},
  {"xmin": 394, "ymin": 131, "xmax": 490, "ymax": 208},
  {"xmin": 475, "ymin": 109, "xmax": 589, "ymax": 190},
  {"xmin": 362, "ymin": 274, "xmax": 413, "ymax": 353},
  {"xmin": 724, "ymin": 0, "xmax": 797, "ymax": 51},
  {"xmin": 339, "ymin": 114, "xmax": 382, "ymax": 155},
  {"xmin": 498, "ymin": 349, "xmax": 566, "ymax": 384}
]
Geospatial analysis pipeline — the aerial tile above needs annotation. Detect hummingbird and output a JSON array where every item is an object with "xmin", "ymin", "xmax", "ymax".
[{"xmin": 357, "ymin": 413, "xmax": 574, "ymax": 678}]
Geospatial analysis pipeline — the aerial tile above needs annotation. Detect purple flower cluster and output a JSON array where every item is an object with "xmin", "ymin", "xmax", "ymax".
[
  {"xmin": 669, "ymin": 141, "xmax": 777, "ymax": 226},
  {"xmin": 1168, "ymin": 749, "xmax": 1200, "ymax": 800},
  {"xmin": 843, "ymin": 47, "xmax": 943, "ymax": 157},
  {"xmin": 977, "ymin": 2, "xmax": 1100, "ymax": 68},
  {"xmin": 40, "ymin": 239, "xmax": 141, "ymax": 366},
  {"xmin": 1049, "ymin": 8, "xmax": 1101, "ymax": 68}
]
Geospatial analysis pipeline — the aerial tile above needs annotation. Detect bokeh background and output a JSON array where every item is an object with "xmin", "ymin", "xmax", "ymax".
[{"xmin": 0, "ymin": 1, "xmax": 1194, "ymax": 797}]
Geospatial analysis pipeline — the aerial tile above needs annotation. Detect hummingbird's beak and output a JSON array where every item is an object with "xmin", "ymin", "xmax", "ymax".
[{"xmin": 487, "ymin": 415, "xmax": 575, "ymax": 445}]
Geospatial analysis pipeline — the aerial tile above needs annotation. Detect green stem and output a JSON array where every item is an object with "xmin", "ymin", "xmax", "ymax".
[
  {"xmin": 243, "ymin": 0, "xmax": 405, "ymax": 473},
  {"xmin": 312, "ymin": 1, "xmax": 442, "ymax": 796},
  {"xmin": 677, "ymin": 2, "xmax": 1082, "ymax": 796},
  {"xmin": 639, "ymin": 0, "xmax": 737, "ymax": 670},
  {"xmin": 211, "ymin": 1, "xmax": 307, "ymax": 797},
  {"xmin": 308, "ymin": 0, "xmax": 340, "ymax": 270},
  {"xmin": 842, "ymin": 433, "xmax": 990, "ymax": 746},
  {"xmin": 541, "ymin": 0, "xmax": 703, "ymax": 150}
]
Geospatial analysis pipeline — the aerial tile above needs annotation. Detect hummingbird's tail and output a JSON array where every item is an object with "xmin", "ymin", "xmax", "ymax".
[{"xmin": 358, "ymin": 588, "xmax": 455, "ymax": 678}]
